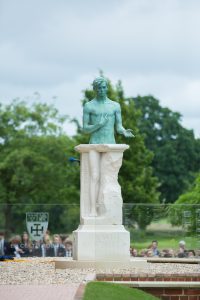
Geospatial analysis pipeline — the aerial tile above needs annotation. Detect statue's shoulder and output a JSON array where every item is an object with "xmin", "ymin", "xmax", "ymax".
[
  {"xmin": 107, "ymin": 99, "xmax": 120, "ymax": 110},
  {"xmin": 84, "ymin": 99, "xmax": 96, "ymax": 110}
]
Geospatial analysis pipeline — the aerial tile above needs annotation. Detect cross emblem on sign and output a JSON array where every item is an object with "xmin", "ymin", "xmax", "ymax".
[
  {"xmin": 26, "ymin": 212, "xmax": 49, "ymax": 241},
  {"xmin": 31, "ymin": 223, "xmax": 44, "ymax": 237}
]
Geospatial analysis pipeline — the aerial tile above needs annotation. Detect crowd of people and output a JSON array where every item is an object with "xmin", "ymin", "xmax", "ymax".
[
  {"xmin": 0, "ymin": 231, "xmax": 73, "ymax": 258},
  {"xmin": 0, "ymin": 232, "xmax": 198, "ymax": 259},
  {"xmin": 130, "ymin": 240, "xmax": 198, "ymax": 258}
]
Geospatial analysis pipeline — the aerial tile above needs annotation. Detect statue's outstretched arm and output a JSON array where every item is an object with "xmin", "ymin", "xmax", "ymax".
[
  {"xmin": 115, "ymin": 104, "xmax": 134, "ymax": 138},
  {"xmin": 83, "ymin": 105, "xmax": 108, "ymax": 134}
]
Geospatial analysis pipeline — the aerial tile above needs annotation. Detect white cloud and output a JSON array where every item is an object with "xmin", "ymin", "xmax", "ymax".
[{"xmin": 0, "ymin": 0, "xmax": 200, "ymax": 137}]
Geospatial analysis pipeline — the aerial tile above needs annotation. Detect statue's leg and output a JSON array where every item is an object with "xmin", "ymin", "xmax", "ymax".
[
  {"xmin": 88, "ymin": 150, "xmax": 100, "ymax": 217},
  {"xmin": 97, "ymin": 152, "xmax": 106, "ymax": 215}
]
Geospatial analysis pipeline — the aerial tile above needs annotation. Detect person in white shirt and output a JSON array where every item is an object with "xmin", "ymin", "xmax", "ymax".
[
  {"xmin": 178, "ymin": 240, "xmax": 187, "ymax": 258},
  {"xmin": 51, "ymin": 234, "xmax": 65, "ymax": 257}
]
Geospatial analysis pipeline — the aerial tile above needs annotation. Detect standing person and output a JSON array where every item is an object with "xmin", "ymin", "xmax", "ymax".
[
  {"xmin": 49, "ymin": 234, "xmax": 65, "ymax": 257},
  {"xmin": 32, "ymin": 235, "xmax": 52, "ymax": 257},
  {"xmin": 149, "ymin": 240, "xmax": 160, "ymax": 256},
  {"xmin": 0, "ymin": 231, "xmax": 9, "ymax": 256},
  {"xmin": 31, "ymin": 240, "xmax": 42, "ymax": 257},
  {"xmin": 7, "ymin": 235, "xmax": 25, "ymax": 257},
  {"xmin": 42, "ymin": 234, "xmax": 53, "ymax": 257},
  {"xmin": 21, "ymin": 232, "xmax": 32, "ymax": 257},
  {"xmin": 177, "ymin": 240, "xmax": 187, "ymax": 258},
  {"xmin": 64, "ymin": 239, "xmax": 73, "ymax": 257}
]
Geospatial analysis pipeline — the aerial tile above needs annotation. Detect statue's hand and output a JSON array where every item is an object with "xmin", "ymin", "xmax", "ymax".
[
  {"xmin": 123, "ymin": 129, "xmax": 135, "ymax": 138},
  {"xmin": 99, "ymin": 114, "xmax": 108, "ymax": 127}
]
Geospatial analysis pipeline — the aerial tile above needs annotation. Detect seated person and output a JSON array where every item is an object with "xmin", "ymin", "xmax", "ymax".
[
  {"xmin": 130, "ymin": 247, "xmax": 138, "ymax": 257},
  {"xmin": 138, "ymin": 249, "xmax": 146, "ymax": 257},
  {"xmin": 161, "ymin": 248, "xmax": 175, "ymax": 258},
  {"xmin": 146, "ymin": 249, "xmax": 154, "ymax": 257},
  {"xmin": 187, "ymin": 249, "xmax": 196, "ymax": 258}
]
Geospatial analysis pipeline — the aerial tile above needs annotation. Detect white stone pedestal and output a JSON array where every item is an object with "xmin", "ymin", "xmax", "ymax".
[
  {"xmin": 73, "ymin": 225, "xmax": 130, "ymax": 261},
  {"xmin": 73, "ymin": 144, "xmax": 130, "ymax": 262}
]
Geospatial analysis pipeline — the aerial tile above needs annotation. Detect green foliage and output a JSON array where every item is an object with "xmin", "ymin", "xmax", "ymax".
[
  {"xmin": 168, "ymin": 174, "xmax": 200, "ymax": 230},
  {"xmin": 133, "ymin": 96, "xmax": 200, "ymax": 203},
  {"xmin": 2, "ymin": 79, "xmax": 199, "ymax": 236},
  {"xmin": 131, "ymin": 230, "xmax": 198, "ymax": 251},
  {"xmin": 0, "ymin": 100, "xmax": 79, "ymax": 236},
  {"xmin": 83, "ymin": 282, "xmax": 159, "ymax": 300},
  {"xmin": 176, "ymin": 175, "xmax": 200, "ymax": 205},
  {"xmin": 75, "ymin": 77, "xmax": 160, "ymax": 229}
]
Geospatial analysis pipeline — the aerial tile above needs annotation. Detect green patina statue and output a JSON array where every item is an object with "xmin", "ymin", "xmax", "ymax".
[{"xmin": 83, "ymin": 77, "xmax": 134, "ymax": 144}]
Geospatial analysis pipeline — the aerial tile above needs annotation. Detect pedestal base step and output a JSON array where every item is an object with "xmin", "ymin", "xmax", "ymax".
[{"xmin": 55, "ymin": 258, "xmax": 147, "ymax": 270}]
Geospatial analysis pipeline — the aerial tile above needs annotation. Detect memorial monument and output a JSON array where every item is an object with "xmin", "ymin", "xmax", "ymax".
[{"xmin": 73, "ymin": 77, "xmax": 134, "ymax": 261}]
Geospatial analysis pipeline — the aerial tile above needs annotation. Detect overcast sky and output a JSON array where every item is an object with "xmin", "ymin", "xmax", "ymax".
[{"xmin": 0, "ymin": 0, "xmax": 200, "ymax": 137}]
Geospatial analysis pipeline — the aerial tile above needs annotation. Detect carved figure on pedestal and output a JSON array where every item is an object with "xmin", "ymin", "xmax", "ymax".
[
  {"xmin": 83, "ymin": 77, "xmax": 134, "ymax": 217},
  {"xmin": 83, "ymin": 77, "xmax": 134, "ymax": 144}
]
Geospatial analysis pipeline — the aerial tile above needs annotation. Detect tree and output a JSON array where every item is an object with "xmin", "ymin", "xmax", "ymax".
[
  {"xmin": 132, "ymin": 96, "xmax": 200, "ymax": 203},
  {"xmin": 74, "ymin": 78, "xmax": 160, "ymax": 229},
  {"xmin": 168, "ymin": 173, "xmax": 200, "ymax": 232},
  {"xmin": 0, "ymin": 100, "xmax": 80, "ymax": 236}
]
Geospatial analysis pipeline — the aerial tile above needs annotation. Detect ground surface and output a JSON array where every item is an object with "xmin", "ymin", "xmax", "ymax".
[
  {"xmin": 1, "ymin": 258, "xmax": 200, "ymax": 300},
  {"xmin": 0, "ymin": 285, "xmax": 79, "ymax": 300},
  {"xmin": 1, "ymin": 258, "xmax": 200, "ymax": 285},
  {"xmin": 0, "ymin": 258, "xmax": 93, "ymax": 284}
]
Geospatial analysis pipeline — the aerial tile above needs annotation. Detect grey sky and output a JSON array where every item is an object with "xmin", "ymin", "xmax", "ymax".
[{"xmin": 0, "ymin": 0, "xmax": 200, "ymax": 136}]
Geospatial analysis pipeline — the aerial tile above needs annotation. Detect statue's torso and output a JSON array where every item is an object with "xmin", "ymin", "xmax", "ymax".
[{"xmin": 87, "ymin": 99, "xmax": 118, "ymax": 144}]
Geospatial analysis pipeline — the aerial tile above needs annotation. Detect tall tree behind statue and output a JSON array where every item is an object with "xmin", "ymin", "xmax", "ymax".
[{"xmin": 132, "ymin": 96, "xmax": 200, "ymax": 203}]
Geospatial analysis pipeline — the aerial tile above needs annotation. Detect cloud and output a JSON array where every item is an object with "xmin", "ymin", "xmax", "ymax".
[{"xmin": 0, "ymin": 0, "xmax": 200, "ymax": 137}]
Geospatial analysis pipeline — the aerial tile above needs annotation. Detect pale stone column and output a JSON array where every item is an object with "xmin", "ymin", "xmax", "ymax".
[{"xmin": 73, "ymin": 144, "xmax": 130, "ymax": 261}]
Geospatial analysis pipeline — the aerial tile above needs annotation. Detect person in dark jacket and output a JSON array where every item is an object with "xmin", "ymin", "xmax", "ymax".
[
  {"xmin": 47, "ymin": 234, "xmax": 65, "ymax": 257},
  {"xmin": 0, "ymin": 231, "xmax": 10, "ymax": 256},
  {"xmin": 6, "ymin": 235, "xmax": 25, "ymax": 257},
  {"xmin": 21, "ymin": 232, "xmax": 32, "ymax": 257}
]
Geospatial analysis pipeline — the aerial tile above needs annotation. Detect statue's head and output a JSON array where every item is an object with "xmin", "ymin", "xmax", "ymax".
[{"xmin": 92, "ymin": 77, "xmax": 108, "ymax": 97}]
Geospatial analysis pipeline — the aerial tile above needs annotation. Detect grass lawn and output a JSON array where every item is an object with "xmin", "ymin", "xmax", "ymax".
[
  {"xmin": 129, "ymin": 218, "xmax": 199, "ymax": 251},
  {"xmin": 83, "ymin": 282, "xmax": 159, "ymax": 300},
  {"xmin": 132, "ymin": 232, "xmax": 198, "ymax": 251}
]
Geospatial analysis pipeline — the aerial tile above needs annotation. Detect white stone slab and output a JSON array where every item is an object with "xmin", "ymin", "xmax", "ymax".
[{"xmin": 73, "ymin": 225, "xmax": 130, "ymax": 261}]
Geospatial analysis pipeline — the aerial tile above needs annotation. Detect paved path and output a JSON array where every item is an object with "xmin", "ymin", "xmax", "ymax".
[{"xmin": 0, "ymin": 284, "xmax": 80, "ymax": 300}]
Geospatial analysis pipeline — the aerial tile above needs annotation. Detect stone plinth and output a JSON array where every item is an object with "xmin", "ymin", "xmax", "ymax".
[
  {"xmin": 73, "ymin": 144, "xmax": 130, "ymax": 261},
  {"xmin": 73, "ymin": 225, "xmax": 130, "ymax": 261}
]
